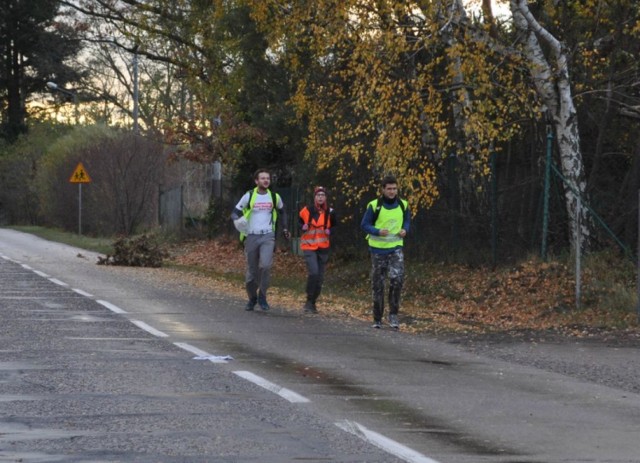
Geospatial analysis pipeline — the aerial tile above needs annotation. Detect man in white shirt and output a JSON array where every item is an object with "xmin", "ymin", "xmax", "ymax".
[{"xmin": 231, "ymin": 169, "xmax": 290, "ymax": 311}]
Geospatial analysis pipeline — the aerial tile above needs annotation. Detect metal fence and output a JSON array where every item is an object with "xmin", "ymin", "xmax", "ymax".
[{"xmin": 158, "ymin": 185, "xmax": 183, "ymax": 232}]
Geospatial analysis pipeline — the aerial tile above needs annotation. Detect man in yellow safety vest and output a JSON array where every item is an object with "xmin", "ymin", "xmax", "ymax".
[
  {"xmin": 231, "ymin": 169, "xmax": 290, "ymax": 311},
  {"xmin": 360, "ymin": 175, "xmax": 410, "ymax": 329}
]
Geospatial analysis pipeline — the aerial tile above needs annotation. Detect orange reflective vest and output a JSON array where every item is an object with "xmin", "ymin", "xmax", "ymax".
[{"xmin": 299, "ymin": 206, "xmax": 332, "ymax": 251}]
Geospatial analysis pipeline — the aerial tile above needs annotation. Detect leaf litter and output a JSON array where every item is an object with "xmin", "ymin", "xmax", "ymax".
[{"xmin": 167, "ymin": 238, "xmax": 640, "ymax": 340}]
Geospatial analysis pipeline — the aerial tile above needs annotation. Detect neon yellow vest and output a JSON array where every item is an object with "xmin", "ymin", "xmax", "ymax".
[
  {"xmin": 239, "ymin": 188, "xmax": 279, "ymax": 242},
  {"xmin": 367, "ymin": 198, "xmax": 407, "ymax": 249}
]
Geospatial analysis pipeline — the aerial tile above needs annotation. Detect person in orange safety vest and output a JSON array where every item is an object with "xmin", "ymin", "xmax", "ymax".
[{"xmin": 298, "ymin": 186, "xmax": 337, "ymax": 313}]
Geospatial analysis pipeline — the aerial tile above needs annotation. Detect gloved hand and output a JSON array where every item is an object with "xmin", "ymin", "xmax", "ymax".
[
  {"xmin": 325, "ymin": 228, "xmax": 331, "ymax": 236},
  {"xmin": 283, "ymin": 229, "xmax": 291, "ymax": 240},
  {"xmin": 301, "ymin": 224, "xmax": 309, "ymax": 231}
]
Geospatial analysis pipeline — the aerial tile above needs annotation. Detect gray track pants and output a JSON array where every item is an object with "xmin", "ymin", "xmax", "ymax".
[
  {"xmin": 303, "ymin": 248, "xmax": 330, "ymax": 303},
  {"xmin": 244, "ymin": 233, "xmax": 276, "ymax": 300}
]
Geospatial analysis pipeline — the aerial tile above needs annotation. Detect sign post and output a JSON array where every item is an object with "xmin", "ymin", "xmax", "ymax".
[{"xmin": 69, "ymin": 162, "xmax": 92, "ymax": 235}]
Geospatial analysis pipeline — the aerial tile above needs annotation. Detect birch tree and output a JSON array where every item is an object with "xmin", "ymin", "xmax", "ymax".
[{"xmin": 510, "ymin": 0, "xmax": 593, "ymax": 251}]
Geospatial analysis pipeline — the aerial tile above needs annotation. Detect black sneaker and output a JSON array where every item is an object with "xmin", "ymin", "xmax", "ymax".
[
  {"xmin": 388, "ymin": 314, "xmax": 399, "ymax": 329},
  {"xmin": 258, "ymin": 294, "xmax": 270, "ymax": 311},
  {"xmin": 303, "ymin": 301, "xmax": 317, "ymax": 313},
  {"xmin": 245, "ymin": 298, "xmax": 257, "ymax": 311},
  {"xmin": 372, "ymin": 321, "xmax": 382, "ymax": 329}
]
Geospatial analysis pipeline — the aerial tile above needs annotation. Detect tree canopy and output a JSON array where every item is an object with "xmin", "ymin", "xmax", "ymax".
[
  {"xmin": 0, "ymin": 0, "xmax": 84, "ymax": 141},
  {"xmin": 246, "ymin": 0, "xmax": 538, "ymax": 210},
  {"xmin": 4, "ymin": 0, "xmax": 640, "ymax": 257}
]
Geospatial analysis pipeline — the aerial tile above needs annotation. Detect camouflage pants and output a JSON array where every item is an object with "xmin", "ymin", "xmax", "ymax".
[{"xmin": 370, "ymin": 249, "xmax": 404, "ymax": 322}]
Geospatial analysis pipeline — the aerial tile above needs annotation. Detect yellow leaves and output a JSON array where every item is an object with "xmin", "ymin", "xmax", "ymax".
[{"xmin": 246, "ymin": 0, "xmax": 537, "ymax": 213}]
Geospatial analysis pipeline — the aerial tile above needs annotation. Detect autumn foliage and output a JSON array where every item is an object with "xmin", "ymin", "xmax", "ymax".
[{"xmin": 246, "ymin": 0, "xmax": 536, "ymax": 211}]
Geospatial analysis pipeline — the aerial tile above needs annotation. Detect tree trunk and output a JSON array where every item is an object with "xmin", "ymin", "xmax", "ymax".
[
  {"xmin": 437, "ymin": 0, "xmax": 482, "ymax": 214},
  {"xmin": 510, "ymin": 0, "xmax": 592, "ymax": 253},
  {"xmin": 4, "ymin": 38, "xmax": 27, "ymax": 140}
]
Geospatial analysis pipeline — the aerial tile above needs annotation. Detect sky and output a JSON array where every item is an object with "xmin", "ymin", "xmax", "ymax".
[{"xmin": 465, "ymin": 0, "xmax": 511, "ymax": 19}]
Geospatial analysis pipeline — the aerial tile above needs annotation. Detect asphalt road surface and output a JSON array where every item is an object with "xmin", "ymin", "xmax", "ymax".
[{"xmin": 1, "ymin": 228, "xmax": 639, "ymax": 463}]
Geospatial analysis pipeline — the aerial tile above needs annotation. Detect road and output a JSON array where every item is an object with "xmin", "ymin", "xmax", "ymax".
[{"xmin": 1, "ymin": 228, "xmax": 639, "ymax": 463}]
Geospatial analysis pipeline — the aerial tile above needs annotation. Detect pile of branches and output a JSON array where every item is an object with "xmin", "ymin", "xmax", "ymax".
[{"xmin": 97, "ymin": 234, "xmax": 168, "ymax": 267}]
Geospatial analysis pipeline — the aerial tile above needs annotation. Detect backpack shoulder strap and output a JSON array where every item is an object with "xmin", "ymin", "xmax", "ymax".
[
  {"xmin": 372, "ymin": 197, "xmax": 383, "ymax": 224},
  {"xmin": 315, "ymin": 205, "xmax": 329, "ymax": 229},
  {"xmin": 245, "ymin": 189, "xmax": 254, "ymax": 211},
  {"xmin": 398, "ymin": 198, "xmax": 406, "ymax": 213}
]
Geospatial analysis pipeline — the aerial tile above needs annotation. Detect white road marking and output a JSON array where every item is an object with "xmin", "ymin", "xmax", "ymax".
[
  {"xmin": 131, "ymin": 320, "xmax": 169, "ymax": 337},
  {"xmin": 233, "ymin": 370, "xmax": 310, "ymax": 403},
  {"xmin": 174, "ymin": 342, "xmax": 231, "ymax": 363},
  {"xmin": 72, "ymin": 288, "xmax": 93, "ymax": 297},
  {"xmin": 335, "ymin": 420, "xmax": 440, "ymax": 463},
  {"xmin": 96, "ymin": 300, "xmax": 127, "ymax": 314},
  {"xmin": 19, "ymin": 265, "xmax": 87, "ymax": 295},
  {"xmin": 174, "ymin": 342, "xmax": 211, "ymax": 357}
]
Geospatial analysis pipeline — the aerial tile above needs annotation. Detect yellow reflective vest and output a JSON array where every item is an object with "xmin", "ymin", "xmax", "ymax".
[
  {"xmin": 239, "ymin": 188, "xmax": 279, "ymax": 242},
  {"xmin": 366, "ymin": 198, "xmax": 408, "ymax": 249}
]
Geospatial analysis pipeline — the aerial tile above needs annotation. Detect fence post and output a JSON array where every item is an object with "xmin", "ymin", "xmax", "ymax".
[
  {"xmin": 637, "ymin": 190, "xmax": 640, "ymax": 322},
  {"xmin": 575, "ymin": 195, "xmax": 582, "ymax": 310},
  {"xmin": 541, "ymin": 124, "xmax": 553, "ymax": 260},
  {"xmin": 447, "ymin": 155, "xmax": 459, "ymax": 252},
  {"xmin": 212, "ymin": 160, "xmax": 222, "ymax": 198},
  {"xmin": 490, "ymin": 150, "xmax": 497, "ymax": 268}
]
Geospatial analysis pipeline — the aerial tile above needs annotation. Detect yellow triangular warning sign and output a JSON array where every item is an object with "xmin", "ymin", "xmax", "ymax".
[{"xmin": 69, "ymin": 162, "xmax": 92, "ymax": 183}]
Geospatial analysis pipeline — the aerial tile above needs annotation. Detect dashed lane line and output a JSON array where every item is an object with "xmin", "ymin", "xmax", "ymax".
[
  {"xmin": 131, "ymin": 319, "xmax": 169, "ymax": 337},
  {"xmin": 233, "ymin": 370, "xmax": 310, "ymax": 404},
  {"xmin": 336, "ymin": 420, "xmax": 441, "ymax": 463},
  {"xmin": 173, "ymin": 342, "xmax": 211, "ymax": 357},
  {"xmin": 72, "ymin": 288, "xmax": 93, "ymax": 297},
  {"xmin": 173, "ymin": 342, "xmax": 231, "ymax": 363},
  {"xmin": 96, "ymin": 300, "xmax": 127, "ymax": 314}
]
